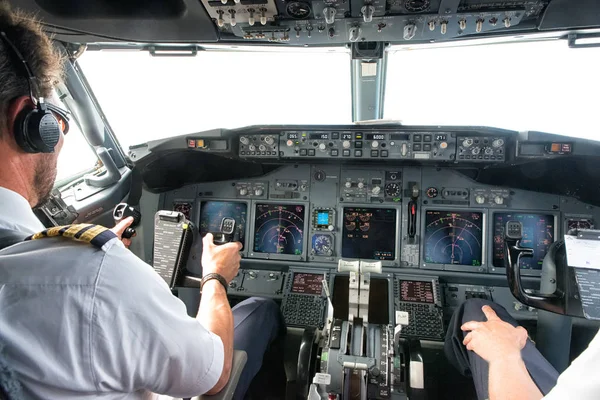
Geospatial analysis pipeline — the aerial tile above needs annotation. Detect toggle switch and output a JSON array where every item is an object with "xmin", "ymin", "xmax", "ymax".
[
  {"xmin": 228, "ymin": 9, "xmax": 237, "ymax": 26},
  {"xmin": 476, "ymin": 19, "xmax": 483, "ymax": 33},
  {"xmin": 248, "ymin": 8, "xmax": 255, "ymax": 26},
  {"xmin": 217, "ymin": 10, "xmax": 225, "ymax": 27},
  {"xmin": 440, "ymin": 21, "xmax": 447, "ymax": 35},
  {"xmin": 260, "ymin": 8, "xmax": 267, "ymax": 25}
]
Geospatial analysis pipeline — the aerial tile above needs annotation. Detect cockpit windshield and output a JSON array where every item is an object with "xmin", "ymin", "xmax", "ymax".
[
  {"xmin": 77, "ymin": 47, "xmax": 352, "ymax": 150},
  {"xmin": 77, "ymin": 38, "xmax": 600, "ymax": 149}
]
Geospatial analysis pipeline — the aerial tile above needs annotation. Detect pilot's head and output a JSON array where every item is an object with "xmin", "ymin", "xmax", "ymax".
[{"xmin": 0, "ymin": 4, "xmax": 66, "ymax": 207}]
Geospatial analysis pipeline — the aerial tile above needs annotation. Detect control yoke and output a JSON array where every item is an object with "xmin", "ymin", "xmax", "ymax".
[
  {"xmin": 504, "ymin": 221, "xmax": 567, "ymax": 314},
  {"xmin": 210, "ymin": 217, "xmax": 242, "ymax": 246},
  {"xmin": 113, "ymin": 203, "xmax": 141, "ymax": 239}
]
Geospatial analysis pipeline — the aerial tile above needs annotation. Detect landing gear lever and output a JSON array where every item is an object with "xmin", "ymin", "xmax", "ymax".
[{"xmin": 113, "ymin": 203, "xmax": 141, "ymax": 239}]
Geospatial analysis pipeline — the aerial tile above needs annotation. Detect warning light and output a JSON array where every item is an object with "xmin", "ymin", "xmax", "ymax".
[
  {"xmin": 187, "ymin": 139, "xmax": 196, "ymax": 148},
  {"xmin": 550, "ymin": 143, "xmax": 561, "ymax": 152}
]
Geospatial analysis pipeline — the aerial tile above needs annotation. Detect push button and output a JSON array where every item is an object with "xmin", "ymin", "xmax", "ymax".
[
  {"xmin": 371, "ymin": 150, "xmax": 379, "ymax": 157},
  {"xmin": 300, "ymin": 149, "xmax": 307, "ymax": 156},
  {"xmin": 355, "ymin": 150, "xmax": 363, "ymax": 157},
  {"xmin": 381, "ymin": 150, "xmax": 389, "ymax": 157},
  {"xmin": 343, "ymin": 150, "xmax": 351, "ymax": 156},
  {"xmin": 423, "ymin": 144, "xmax": 432, "ymax": 151},
  {"xmin": 308, "ymin": 149, "xmax": 315, "ymax": 156},
  {"xmin": 331, "ymin": 149, "xmax": 339, "ymax": 156},
  {"xmin": 355, "ymin": 141, "xmax": 363, "ymax": 148},
  {"xmin": 413, "ymin": 144, "xmax": 422, "ymax": 151}
]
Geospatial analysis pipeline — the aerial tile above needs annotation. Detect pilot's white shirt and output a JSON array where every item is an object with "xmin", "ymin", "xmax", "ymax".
[
  {"xmin": 0, "ymin": 187, "xmax": 223, "ymax": 399},
  {"xmin": 542, "ymin": 329, "xmax": 600, "ymax": 399}
]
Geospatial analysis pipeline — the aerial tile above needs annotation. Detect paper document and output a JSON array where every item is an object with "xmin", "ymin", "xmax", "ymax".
[{"xmin": 564, "ymin": 235, "xmax": 600, "ymax": 270}]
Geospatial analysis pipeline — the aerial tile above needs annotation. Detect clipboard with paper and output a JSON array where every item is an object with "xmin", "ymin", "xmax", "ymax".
[{"xmin": 564, "ymin": 231, "xmax": 600, "ymax": 320}]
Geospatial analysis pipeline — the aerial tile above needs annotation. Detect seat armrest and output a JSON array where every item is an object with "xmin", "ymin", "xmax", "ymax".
[{"xmin": 195, "ymin": 350, "xmax": 247, "ymax": 400}]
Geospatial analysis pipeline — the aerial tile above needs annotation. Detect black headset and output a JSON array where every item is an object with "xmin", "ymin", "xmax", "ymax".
[{"xmin": 0, "ymin": 30, "xmax": 68, "ymax": 153}]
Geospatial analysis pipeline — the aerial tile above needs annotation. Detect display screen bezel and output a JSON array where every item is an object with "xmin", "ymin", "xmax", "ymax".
[
  {"xmin": 489, "ymin": 211, "xmax": 558, "ymax": 275},
  {"xmin": 420, "ymin": 207, "xmax": 487, "ymax": 273},
  {"xmin": 249, "ymin": 202, "xmax": 309, "ymax": 261},
  {"xmin": 340, "ymin": 206, "xmax": 399, "ymax": 262}
]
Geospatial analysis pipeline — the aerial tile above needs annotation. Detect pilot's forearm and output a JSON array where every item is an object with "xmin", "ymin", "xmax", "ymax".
[
  {"xmin": 197, "ymin": 280, "xmax": 233, "ymax": 394},
  {"xmin": 489, "ymin": 355, "xmax": 543, "ymax": 400}
]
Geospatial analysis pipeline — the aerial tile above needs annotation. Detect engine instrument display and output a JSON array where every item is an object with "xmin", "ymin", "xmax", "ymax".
[
  {"xmin": 493, "ymin": 213, "xmax": 555, "ymax": 270},
  {"xmin": 399, "ymin": 280, "xmax": 434, "ymax": 304},
  {"xmin": 342, "ymin": 207, "xmax": 396, "ymax": 260},
  {"xmin": 254, "ymin": 204, "xmax": 305, "ymax": 255},
  {"xmin": 200, "ymin": 201, "xmax": 247, "ymax": 247},
  {"xmin": 291, "ymin": 273, "xmax": 324, "ymax": 295},
  {"xmin": 424, "ymin": 210, "xmax": 484, "ymax": 266}
]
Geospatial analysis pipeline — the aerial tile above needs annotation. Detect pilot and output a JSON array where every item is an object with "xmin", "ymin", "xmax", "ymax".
[
  {"xmin": 446, "ymin": 298, "xmax": 599, "ymax": 399},
  {"xmin": 0, "ymin": 5, "xmax": 282, "ymax": 400}
]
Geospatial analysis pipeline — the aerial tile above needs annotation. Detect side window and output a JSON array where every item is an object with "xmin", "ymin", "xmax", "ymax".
[{"xmin": 55, "ymin": 101, "xmax": 99, "ymax": 184}]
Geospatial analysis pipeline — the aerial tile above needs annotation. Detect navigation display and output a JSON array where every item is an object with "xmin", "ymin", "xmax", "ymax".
[
  {"xmin": 342, "ymin": 207, "xmax": 396, "ymax": 260},
  {"xmin": 399, "ymin": 280, "xmax": 435, "ymax": 304},
  {"xmin": 291, "ymin": 273, "xmax": 324, "ymax": 295},
  {"xmin": 493, "ymin": 213, "xmax": 555, "ymax": 270},
  {"xmin": 424, "ymin": 210, "xmax": 484, "ymax": 266},
  {"xmin": 200, "ymin": 201, "xmax": 247, "ymax": 247},
  {"xmin": 253, "ymin": 204, "xmax": 305, "ymax": 255}
]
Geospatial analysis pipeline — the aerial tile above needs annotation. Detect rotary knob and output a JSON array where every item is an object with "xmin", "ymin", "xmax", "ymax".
[
  {"xmin": 264, "ymin": 136, "xmax": 274, "ymax": 145},
  {"xmin": 254, "ymin": 188, "xmax": 264, "ymax": 196},
  {"xmin": 494, "ymin": 195, "xmax": 504, "ymax": 205},
  {"xmin": 475, "ymin": 194, "xmax": 486, "ymax": 204},
  {"xmin": 258, "ymin": 144, "xmax": 266, "ymax": 152},
  {"xmin": 248, "ymin": 144, "xmax": 256, "ymax": 152},
  {"xmin": 343, "ymin": 140, "xmax": 351, "ymax": 149},
  {"xmin": 345, "ymin": 181, "xmax": 352, "ymax": 188},
  {"xmin": 371, "ymin": 140, "xmax": 379, "ymax": 148},
  {"xmin": 372, "ymin": 186, "xmax": 381, "ymax": 195},
  {"xmin": 239, "ymin": 188, "xmax": 248, "ymax": 196},
  {"xmin": 319, "ymin": 143, "xmax": 327, "ymax": 152},
  {"xmin": 240, "ymin": 136, "xmax": 250, "ymax": 145},
  {"xmin": 286, "ymin": 140, "xmax": 294, "ymax": 147},
  {"xmin": 357, "ymin": 182, "xmax": 365, "ymax": 189}
]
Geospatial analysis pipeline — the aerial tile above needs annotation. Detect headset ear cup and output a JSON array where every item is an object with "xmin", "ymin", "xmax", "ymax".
[
  {"xmin": 13, "ymin": 107, "xmax": 37, "ymax": 153},
  {"xmin": 13, "ymin": 107, "xmax": 60, "ymax": 154}
]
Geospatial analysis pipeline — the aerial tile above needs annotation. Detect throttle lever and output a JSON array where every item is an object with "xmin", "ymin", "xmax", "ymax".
[{"xmin": 113, "ymin": 203, "xmax": 141, "ymax": 239}]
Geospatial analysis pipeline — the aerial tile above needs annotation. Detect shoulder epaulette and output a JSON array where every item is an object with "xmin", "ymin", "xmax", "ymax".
[{"xmin": 25, "ymin": 224, "xmax": 117, "ymax": 250}]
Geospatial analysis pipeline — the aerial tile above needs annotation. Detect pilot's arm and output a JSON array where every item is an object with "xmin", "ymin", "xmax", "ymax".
[{"xmin": 88, "ymin": 233, "xmax": 240, "ymax": 397}]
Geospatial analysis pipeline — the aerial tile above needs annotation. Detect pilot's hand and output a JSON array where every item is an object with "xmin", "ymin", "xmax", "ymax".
[
  {"xmin": 201, "ymin": 233, "xmax": 242, "ymax": 283},
  {"xmin": 461, "ymin": 305, "xmax": 528, "ymax": 364},
  {"xmin": 111, "ymin": 217, "xmax": 135, "ymax": 248}
]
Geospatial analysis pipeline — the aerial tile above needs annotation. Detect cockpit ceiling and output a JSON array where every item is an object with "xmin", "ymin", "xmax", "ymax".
[{"xmin": 9, "ymin": 0, "xmax": 600, "ymax": 45}]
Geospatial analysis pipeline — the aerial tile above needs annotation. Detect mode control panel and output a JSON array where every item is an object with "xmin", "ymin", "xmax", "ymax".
[
  {"xmin": 278, "ymin": 130, "xmax": 457, "ymax": 161},
  {"xmin": 457, "ymin": 136, "xmax": 506, "ymax": 162},
  {"xmin": 239, "ymin": 134, "xmax": 279, "ymax": 157}
]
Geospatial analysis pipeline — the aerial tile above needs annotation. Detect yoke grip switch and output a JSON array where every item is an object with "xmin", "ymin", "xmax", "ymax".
[{"xmin": 113, "ymin": 203, "xmax": 141, "ymax": 239}]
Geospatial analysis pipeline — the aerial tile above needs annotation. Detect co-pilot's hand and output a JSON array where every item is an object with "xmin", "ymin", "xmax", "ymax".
[
  {"xmin": 461, "ymin": 305, "xmax": 529, "ymax": 364},
  {"xmin": 111, "ymin": 217, "xmax": 136, "ymax": 248}
]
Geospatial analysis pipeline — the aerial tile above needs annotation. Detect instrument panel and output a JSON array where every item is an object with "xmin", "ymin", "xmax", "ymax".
[{"xmin": 163, "ymin": 163, "xmax": 600, "ymax": 277}]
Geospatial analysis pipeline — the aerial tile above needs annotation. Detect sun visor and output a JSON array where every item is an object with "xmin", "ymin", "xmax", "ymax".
[{"xmin": 11, "ymin": 0, "xmax": 219, "ymax": 43}]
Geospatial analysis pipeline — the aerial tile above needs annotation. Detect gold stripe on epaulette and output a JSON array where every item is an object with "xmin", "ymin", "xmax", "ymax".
[{"xmin": 26, "ymin": 224, "xmax": 118, "ymax": 250}]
